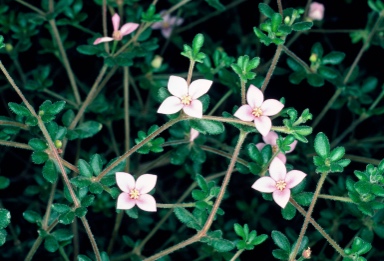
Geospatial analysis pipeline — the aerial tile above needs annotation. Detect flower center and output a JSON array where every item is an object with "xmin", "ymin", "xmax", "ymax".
[
  {"xmin": 181, "ymin": 95, "xmax": 192, "ymax": 105},
  {"xmin": 112, "ymin": 31, "xmax": 122, "ymax": 41},
  {"xmin": 252, "ymin": 107, "xmax": 263, "ymax": 117},
  {"xmin": 129, "ymin": 188, "xmax": 140, "ymax": 199},
  {"xmin": 272, "ymin": 145, "xmax": 278, "ymax": 154},
  {"xmin": 275, "ymin": 180, "xmax": 286, "ymax": 191},
  {"xmin": 163, "ymin": 22, "xmax": 171, "ymax": 29}
]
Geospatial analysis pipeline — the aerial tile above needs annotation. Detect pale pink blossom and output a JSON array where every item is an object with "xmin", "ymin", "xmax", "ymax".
[
  {"xmin": 189, "ymin": 128, "xmax": 199, "ymax": 142},
  {"xmin": 256, "ymin": 131, "xmax": 298, "ymax": 164},
  {"xmin": 252, "ymin": 157, "xmax": 306, "ymax": 208},
  {"xmin": 308, "ymin": 2, "xmax": 324, "ymax": 21},
  {"xmin": 234, "ymin": 85, "xmax": 283, "ymax": 136},
  {"xmin": 157, "ymin": 75, "xmax": 212, "ymax": 118},
  {"xmin": 116, "ymin": 172, "xmax": 157, "ymax": 212},
  {"xmin": 93, "ymin": 13, "xmax": 139, "ymax": 45},
  {"xmin": 151, "ymin": 11, "xmax": 184, "ymax": 38}
]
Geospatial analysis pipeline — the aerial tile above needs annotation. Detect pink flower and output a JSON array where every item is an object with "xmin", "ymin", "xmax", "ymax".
[
  {"xmin": 157, "ymin": 75, "xmax": 212, "ymax": 118},
  {"xmin": 93, "ymin": 13, "xmax": 139, "ymax": 45},
  {"xmin": 116, "ymin": 172, "xmax": 157, "ymax": 212},
  {"xmin": 189, "ymin": 128, "xmax": 199, "ymax": 142},
  {"xmin": 256, "ymin": 131, "xmax": 298, "ymax": 164},
  {"xmin": 151, "ymin": 11, "xmax": 184, "ymax": 38},
  {"xmin": 234, "ymin": 85, "xmax": 284, "ymax": 136},
  {"xmin": 308, "ymin": 2, "xmax": 324, "ymax": 21},
  {"xmin": 252, "ymin": 157, "xmax": 306, "ymax": 208}
]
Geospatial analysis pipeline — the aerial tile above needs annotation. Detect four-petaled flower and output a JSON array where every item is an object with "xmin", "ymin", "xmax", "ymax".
[
  {"xmin": 151, "ymin": 11, "xmax": 184, "ymax": 38},
  {"xmin": 93, "ymin": 13, "xmax": 139, "ymax": 45},
  {"xmin": 256, "ymin": 131, "xmax": 298, "ymax": 164},
  {"xmin": 308, "ymin": 2, "xmax": 325, "ymax": 21},
  {"xmin": 234, "ymin": 85, "xmax": 284, "ymax": 136},
  {"xmin": 116, "ymin": 172, "xmax": 157, "ymax": 212},
  {"xmin": 157, "ymin": 75, "xmax": 212, "ymax": 118},
  {"xmin": 252, "ymin": 157, "xmax": 306, "ymax": 208}
]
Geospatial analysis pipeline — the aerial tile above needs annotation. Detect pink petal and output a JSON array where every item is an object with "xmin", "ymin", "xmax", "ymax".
[
  {"xmin": 190, "ymin": 128, "xmax": 199, "ymax": 142},
  {"xmin": 167, "ymin": 76, "xmax": 188, "ymax": 98},
  {"xmin": 263, "ymin": 131, "xmax": 278, "ymax": 145},
  {"xmin": 234, "ymin": 105, "xmax": 254, "ymax": 122},
  {"xmin": 269, "ymin": 158, "xmax": 287, "ymax": 182},
  {"xmin": 276, "ymin": 153, "xmax": 287, "ymax": 164},
  {"xmin": 151, "ymin": 21, "xmax": 163, "ymax": 29},
  {"xmin": 285, "ymin": 170, "xmax": 307, "ymax": 189},
  {"xmin": 161, "ymin": 28, "xmax": 173, "ymax": 38},
  {"xmin": 261, "ymin": 99, "xmax": 284, "ymax": 116},
  {"xmin": 251, "ymin": 177, "xmax": 276, "ymax": 193},
  {"xmin": 247, "ymin": 85, "xmax": 264, "ymax": 108},
  {"xmin": 93, "ymin": 37, "xmax": 114, "ymax": 45},
  {"xmin": 116, "ymin": 172, "xmax": 135, "ymax": 193},
  {"xmin": 136, "ymin": 194, "xmax": 157, "ymax": 212},
  {"xmin": 135, "ymin": 174, "xmax": 157, "ymax": 194},
  {"xmin": 254, "ymin": 116, "xmax": 272, "ymax": 136},
  {"xmin": 256, "ymin": 142, "xmax": 266, "ymax": 151},
  {"xmin": 183, "ymin": 100, "xmax": 203, "ymax": 118},
  {"xmin": 273, "ymin": 188, "xmax": 291, "ymax": 208},
  {"xmin": 188, "ymin": 79, "xmax": 212, "ymax": 99},
  {"xmin": 175, "ymin": 17, "xmax": 184, "ymax": 26},
  {"xmin": 116, "ymin": 193, "xmax": 136, "ymax": 209},
  {"xmin": 157, "ymin": 96, "xmax": 183, "ymax": 115},
  {"xmin": 286, "ymin": 140, "xmax": 298, "ymax": 153},
  {"xmin": 120, "ymin": 23, "xmax": 139, "ymax": 36},
  {"xmin": 112, "ymin": 13, "xmax": 121, "ymax": 32}
]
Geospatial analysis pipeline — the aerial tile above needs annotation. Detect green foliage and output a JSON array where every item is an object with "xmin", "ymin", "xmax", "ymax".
[
  {"xmin": 231, "ymin": 55, "xmax": 260, "ymax": 83},
  {"xmin": 141, "ymin": 5, "xmax": 162, "ymax": 23},
  {"xmin": 204, "ymin": 0, "xmax": 225, "ymax": 11},
  {"xmin": 281, "ymin": 108, "xmax": 313, "ymax": 143},
  {"xmin": 181, "ymin": 33, "xmax": 206, "ymax": 63},
  {"xmin": 43, "ymin": 159, "xmax": 58, "ymax": 183},
  {"xmin": 66, "ymin": 121, "xmax": 102, "ymax": 140},
  {"xmin": 200, "ymin": 230, "xmax": 235, "ymax": 252},
  {"xmin": 0, "ymin": 35, "xmax": 4, "ymax": 49},
  {"xmin": 189, "ymin": 119, "xmax": 224, "ymax": 135},
  {"xmin": 134, "ymin": 125, "xmax": 165, "ymax": 154},
  {"xmin": 343, "ymin": 237, "xmax": 372, "ymax": 261},
  {"xmin": 313, "ymin": 132, "xmax": 350, "ymax": 174},
  {"xmin": 234, "ymin": 223, "xmax": 268, "ymax": 250}
]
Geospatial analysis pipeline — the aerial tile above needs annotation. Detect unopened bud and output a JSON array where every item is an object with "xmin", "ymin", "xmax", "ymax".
[
  {"xmin": 54, "ymin": 140, "xmax": 62, "ymax": 149},
  {"xmin": 151, "ymin": 55, "xmax": 163, "ymax": 69},
  {"xmin": 38, "ymin": 110, "xmax": 44, "ymax": 116},
  {"xmin": 5, "ymin": 43, "xmax": 13, "ymax": 52},
  {"xmin": 309, "ymin": 53, "xmax": 317, "ymax": 63},
  {"xmin": 302, "ymin": 247, "xmax": 311, "ymax": 259},
  {"xmin": 284, "ymin": 16, "xmax": 290, "ymax": 25}
]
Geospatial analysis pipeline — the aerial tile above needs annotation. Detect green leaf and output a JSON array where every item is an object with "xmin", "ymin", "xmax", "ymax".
[
  {"xmin": 77, "ymin": 45, "xmax": 100, "ymax": 55},
  {"xmin": 272, "ymin": 249, "xmax": 289, "ymax": 260},
  {"xmin": 44, "ymin": 235, "xmax": 59, "ymax": 252},
  {"xmin": 318, "ymin": 66, "xmax": 338, "ymax": 79},
  {"xmin": 28, "ymin": 138, "xmax": 48, "ymax": 151},
  {"xmin": 292, "ymin": 21, "xmax": 313, "ymax": 31},
  {"xmin": 75, "ymin": 121, "xmax": 102, "ymax": 139},
  {"xmin": 208, "ymin": 238, "xmax": 235, "ymax": 252},
  {"xmin": 271, "ymin": 13, "xmax": 282, "ymax": 32},
  {"xmin": 174, "ymin": 207, "xmax": 202, "ymax": 230},
  {"xmin": 90, "ymin": 154, "xmax": 103, "ymax": 176},
  {"xmin": 62, "ymin": 109, "xmax": 75, "ymax": 127},
  {"xmin": 307, "ymin": 73, "xmax": 324, "ymax": 87},
  {"xmin": 314, "ymin": 132, "xmax": 330, "ymax": 159},
  {"xmin": 234, "ymin": 223, "xmax": 245, "ymax": 239},
  {"xmin": 0, "ymin": 229, "xmax": 7, "ymax": 246},
  {"xmin": 281, "ymin": 203, "xmax": 296, "ymax": 220},
  {"xmin": 52, "ymin": 204, "xmax": 71, "ymax": 214},
  {"xmin": 0, "ymin": 209, "xmax": 11, "ymax": 229},
  {"xmin": 52, "ymin": 229, "xmax": 73, "ymax": 241},
  {"xmin": 330, "ymin": 147, "xmax": 345, "ymax": 161},
  {"xmin": 78, "ymin": 255, "xmax": 93, "ymax": 261},
  {"xmin": 78, "ymin": 159, "xmax": 93, "ymax": 177},
  {"xmin": 8, "ymin": 102, "xmax": 31, "ymax": 117},
  {"xmin": 71, "ymin": 176, "xmax": 92, "ymax": 188},
  {"xmin": 59, "ymin": 211, "xmax": 76, "ymax": 225},
  {"xmin": 322, "ymin": 52, "xmax": 346, "ymax": 65},
  {"xmin": 0, "ymin": 35, "xmax": 4, "ymax": 49},
  {"xmin": 271, "ymin": 230, "xmax": 290, "ymax": 252},
  {"xmin": 43, "ymin": 159, "xmax": 58, "ymax": 183},
  {"xmin": 258, "ymin": 3, "xmax": 275, "ymax": 18},
  {"xmin": 189, "ymin": 119, "xmax": 224, "ymax": 135},
  {"xmin": 74, "ymin": 207, "xmax": 87, "ymax": 217},
  {"xmin": 0, "ymin": 177, "xmax": 10, "ymax": 190},
  {"xmin": 31, "ymin": 151, "xmax": 49, "ymax": 164},
  {"xmin": 204, "ymin": 0, "xmax": 225, "ymax": 11},
  {"xmin": 23, "ymin": 210, "xmax": 42, "ymax": 224},
  {"xmin": 294, "ymin": 192, "xmax": 313, "ymax": 206},
  {"xmin": 89, "ymin": 182, "xmax": 103, "ymax": 194},
  {"xmin": 252, "ymin": 234, "xmax": 268, "ymax": 245}
]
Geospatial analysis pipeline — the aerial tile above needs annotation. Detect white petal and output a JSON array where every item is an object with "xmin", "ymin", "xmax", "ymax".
[
  {"xmin": 112, "ymin": 13, "xmax": 120, "ymax": 32},
  {"xmin": 234, "ymin": 105, "xmax": 254, "ymax": 122},
  {"xmin": 167, "ymin": 76, "xmax": 188, "ymax": 98},
  {"xmin": 157, "ymin": 96, "xmax": 183, "ymax": 115},
  {"xmin": 136, "ymin": 174, "xmax": 157, "ymax": 194},
  {"xmin": 273, "ymin": 189, "xmax": 290, "ymax": 208},
  {"xmin": 254, "ymin": 116, "xmax": 271, "ymax": 136},
  {"xmin": 183, "ymin": 100, "xmax": 203, "ymax": 118},
  {"xmin": 285, "ymin": 170, "xmax": 307, "ymax": 189},
  {"xmin": 120, "ymin": 23, "xmax": 139, "ymax": 36},
  {"xmin": 247, "ymin": 85, "xmax": 264, "ymax": 108},
  {"xmin": 263, "ymin": 131, "xmax": 278, "ymax": 145},
  {"xmin": 136, "ymin": 194, "xmax": 157, "ymax": 212},
  {"xmin": 116, "ymin": 172, "xmax": 135, "ymax": 193},
  {"xmin": 269, "ymin": 158, "xmax": 287, "ymax": 182},
  {"xmin": 93, "ymin": 37, "xmax": 114, "ymax": 45},
  {"xmin": 261, "ymin": 99, "xmax": 284, "ymax": 116},
  {"xmin": 116, "ymin": 193, "xmax": 136, "ymax": 209},
  {"xmin": 188, "ymin": 79, "xmax": 212, "ymax": 99},
  {"xmin": 252, "ymin": 177, "xmax": 276, "ymax": 193}
]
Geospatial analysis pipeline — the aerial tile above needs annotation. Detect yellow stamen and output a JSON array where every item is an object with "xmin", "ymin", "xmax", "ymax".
[
  {"xmin": 272, "ymin": 145, "xmax": 278, "ymax": 154},
  {"xmin": 181, "ymin": 95, "xmax": 192, "ymax": 105},
  {"xmin": 252, "ymin": 107, "xmax": 263, "ymax": 117},
  {"xmin": 275, "ymin": 180, "xmax": 286, "ymax": 191},
  {"xmin": 112, "ymin": 31, "xmax": 122, "ymax": 41},
  {"xmin": 129, "ymin": 188, "xmax": 140, "ymax": 199}
]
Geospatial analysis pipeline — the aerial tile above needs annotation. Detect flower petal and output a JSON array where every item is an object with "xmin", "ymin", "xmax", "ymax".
[
  {"xmin": 247, "ymin": 85, "xmax": 264, "ymax": 108},
  {"xmin": 112, "ymin": 13, "xmax": 121, "ymax": 32},
  {"xmin": 269, "ymin": 158, "xmax": 287, "ymax": 182},
  {"xmin": 183, "ymin": 100, "xmax": 203, "ymax": 118},
  {"xmin": 188, "ymin": 79, "xmax": 212, "ymax": 99},
  {"xmin": 157, "ymin": 96, "xmax": 183, "ymax": 115},
  {"xmin": 93, "ymin": 37, "xmax": 114, "ymax": 45},
  {"xmin": 116, "ymin": 193, "xmax": 136, "ymax": 209},
  {"xmin": 190, "ymin": 128, "xmax": 199, "ymax": 142},
  {"xmin": 167, "ymin": 76, "xmax": 188, "ymax": 98},
  {"xmin": 285, "ymin": 170, "xmax": 307, "ymax": 189},
  {"xmin": 261, "ymin": 99, "xmax": 284, "ymax": 116},
  {"xmin": 151, "ymin": 21, "xmax": 163, "ymax": 29},
  {"xmin": 234, "ymin": 105, "xmax": 254, "ymax": 122},
  {"xmin": 273, "ymin": 188, "xmax": 291, "ymax": 208},
  {"xmin": 256, "ymin": 142, "xmax": 266, "ymax": 151},
  {"xmin": 116, "ymin": 172, "xmax": 135, "ymax": 192},
  {"xmin": 263, "ymin": 131, "xmax": 278, "ymax": 145},
  {"xmin": 136, "ymin": 174, "xmax": 157, "ymax": 194},
  {"xmin": 252, "ymin": 177, "xmax": 276, "ymax": 193},
  {"xmin": 286, "ymin": 140, "xmax": 298, "ymax": 153},
  {"xmin": 161, "ymin": 28, "xmax": 173, "ymax": 38},
  {"xmin": 120, "ymin": 23, "xmax": 139, "ymax": 36},
  {"xmin": 254, "ymin": 116, "xmax": 271, "ymax": 136},
  {"xmin": 276, "ymin": 153, "xmax": 287, "ymax": 164},
  {"xmin": 136, "ymin": 194, "xmax": 157, "ymax": 212}
]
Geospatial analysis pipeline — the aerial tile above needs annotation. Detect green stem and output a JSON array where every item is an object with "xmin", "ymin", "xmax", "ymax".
[
  {"xmin": 318, "ymin": 194, "xmax": 355, "ymax": 203},
  {"xmin": 43, "ymin": 89, "xmax": 78, "ymax": 108},
  {"xmin": 261, "ymin": 44, "xmax": 283, "ymax": 92},
  {"xmin": 157, "ymin": 202, "xmax": 195, "ymax": 208},
  {"xmin": 343, "ymin": 154, "xmax": 381, "ymax": 166},
  {"xmin": 42, "ymin": 181, "xmax": 58, "ymax": 228},
  {"xmin": 200, "ymin": 145, "xmax": 248, "ymax": 166},
  {"xmin": 186, "ymin": 60, "xmax": 195, "ymax": 85},
  {"xmin": 240, "ymin": 80, "xmax": 246, "ymax": 105},
  {"xmin": 80, "ymin": 216, "xmax": 102, "ymax": 261},
  {"xmin": 230, "ymin": 249, "xmax": 245, "ymax": 261},
  {"xmin": 289, "ymin": 172, "xmax": 328, "ymax": 261},
  {"xmin": 290, "ymin": 199, "xmax": 345, "ymax": 257},
  {"xmin": 208, "ymin": 90, "xmax": 233, "ymax": 116},
  {"xmin": 282, "ymin": 45, "xmax": 313, "ymax": 73},
  {"xmin": 124, "ymin": 67, "xmax": 130, "ymax": 171},
  {"xmin": 15, "ymin": 0, "xmax": 45, "ymax": 16},
  {"xmin": 0, "ymin": 140, "xmax": 31, "ymax": 150},
  {"xmin": 0, "ymin": 120, "xmax": 29, "ymax": 130}
]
